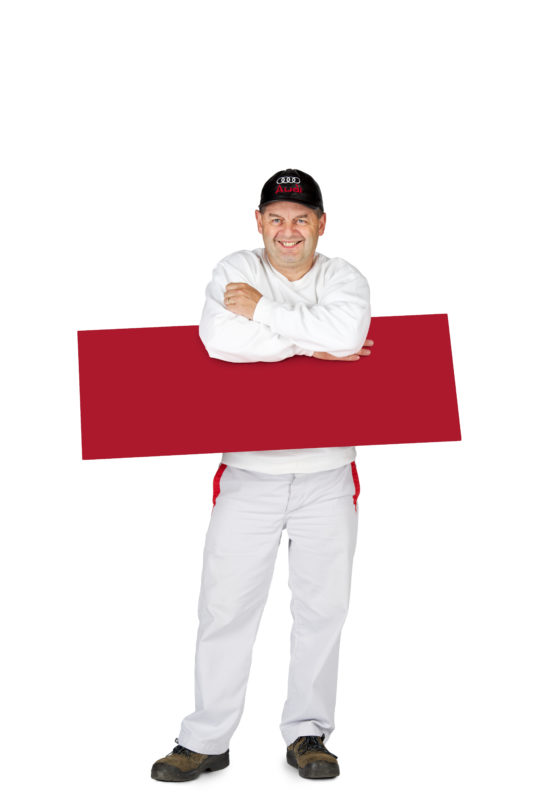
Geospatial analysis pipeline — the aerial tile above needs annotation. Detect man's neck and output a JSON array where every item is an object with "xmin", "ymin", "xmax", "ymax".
[{"xmin": 264, "ymin": 251, "xmax": 316, "ymax": 282}]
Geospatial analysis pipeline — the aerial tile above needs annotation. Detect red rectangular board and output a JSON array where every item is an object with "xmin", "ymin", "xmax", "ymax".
[{"xmin": 77, "ymin": 314, "xmax": 461, "ymax": 460}]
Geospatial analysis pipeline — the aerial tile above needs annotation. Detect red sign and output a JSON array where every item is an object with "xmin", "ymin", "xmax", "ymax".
[{"xmin": 77, "ymin": 314, "xmax": 461, "ymax": 460}]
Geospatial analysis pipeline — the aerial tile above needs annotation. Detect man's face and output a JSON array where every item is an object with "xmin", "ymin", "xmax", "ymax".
[{"xmin": 255, "ymin": 201, "xmax": 326, "ymax": 277}]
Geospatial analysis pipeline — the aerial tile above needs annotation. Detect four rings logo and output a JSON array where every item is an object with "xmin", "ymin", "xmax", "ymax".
[{"xmin": 275, "ymin": 175, "xmax": 303, "ymax": 195}]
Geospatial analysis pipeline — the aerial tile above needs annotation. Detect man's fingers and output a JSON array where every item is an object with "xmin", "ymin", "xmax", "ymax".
[
  {"xmin": 226, "ymin": 283, "xmax": 252, "ymax": 296},
  {"xmin": 224, "ymin": 290, "xmax": 241, "ymax": 304},
  {"xmin": 313, "ymin": 352, "xmax": 361, "ymax": 360},
  {"xmin": 225, "ymin": 287, "xmax": 248, "ymax": 301},
  {"xmin": 357, "ymin": 338, "xmax": 373, "ymax": 355}
]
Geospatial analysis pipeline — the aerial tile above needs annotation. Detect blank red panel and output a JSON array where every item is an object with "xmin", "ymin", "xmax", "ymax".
[{"xmin": 77, "ymin": 314, "xmax": 461, "ymax": 460}]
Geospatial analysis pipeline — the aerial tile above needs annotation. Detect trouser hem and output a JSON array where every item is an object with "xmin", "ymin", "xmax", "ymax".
[
  {"xmin": 177, "ymin": 733, "xmax": 230, "ymax": 756},
  {"xmin": 281, "ymin": 723, "xmax": 330, "ymax": 747}
]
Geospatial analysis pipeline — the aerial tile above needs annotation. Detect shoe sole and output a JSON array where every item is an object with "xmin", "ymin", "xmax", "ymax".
[
  {"xmin": 286, "ymin": 750, "xmax": 340, "ymax": 779},
  {"xmin": 151, "ymin": 751, "xmax": 229, "ymax": 782}
]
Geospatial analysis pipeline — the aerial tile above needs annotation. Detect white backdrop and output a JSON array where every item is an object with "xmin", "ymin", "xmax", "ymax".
[{"xmin": 1, "ymin": 1, "xmax": 552, "ymax": 798}]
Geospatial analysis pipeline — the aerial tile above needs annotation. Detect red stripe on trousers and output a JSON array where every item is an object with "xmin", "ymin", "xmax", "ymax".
[
  {"xmin": 212, "ymin": 463, "xmax": 227, "ymax": 507},
  {"xmin": 350, "ymin": 461, "xmax": 360, "ymax": 510}
]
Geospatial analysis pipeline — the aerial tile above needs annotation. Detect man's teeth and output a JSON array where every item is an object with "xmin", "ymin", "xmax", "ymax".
[{"xmin": 279, "ymin": 241, "xmax": 301, "ymax": 247}]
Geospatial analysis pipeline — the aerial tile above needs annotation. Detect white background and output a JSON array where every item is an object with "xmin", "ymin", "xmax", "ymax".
[{"xmin": 1, "ymin": 1, "xmax": 552, "ymax": 798}]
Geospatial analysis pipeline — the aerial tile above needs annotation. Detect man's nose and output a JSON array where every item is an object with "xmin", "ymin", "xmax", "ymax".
[{"xmin": 281, "ymin": 222, "xmax": 300, "ymax": 238}]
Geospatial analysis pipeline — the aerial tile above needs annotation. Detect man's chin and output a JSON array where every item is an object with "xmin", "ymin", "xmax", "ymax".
[
  {"xmin": 271, "ymin": 246, "xmax": 302, "ymax": 262},
  {"xmin": 265, "ymin": 244, "xmax": 314, "ymax": 273}
]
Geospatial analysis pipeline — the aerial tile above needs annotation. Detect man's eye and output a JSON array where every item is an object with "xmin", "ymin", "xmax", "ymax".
[{"xmin": 297, "ymin": 219, "xmax": 307, "ymax": 224}]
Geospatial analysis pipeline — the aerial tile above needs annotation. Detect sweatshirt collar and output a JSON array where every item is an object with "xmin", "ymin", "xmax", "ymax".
[{"xmin": 261, "ymin": 249, "xmax": 319, "ymax": 285}]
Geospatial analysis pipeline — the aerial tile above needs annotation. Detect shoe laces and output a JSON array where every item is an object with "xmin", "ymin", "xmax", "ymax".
[
  {"xmin": 171, "ymin": 737, "xmax": 196, "ymax": 757},
  {"xmin": 297, "ymin": 734, "xmax": 338, "ymax": 759}
]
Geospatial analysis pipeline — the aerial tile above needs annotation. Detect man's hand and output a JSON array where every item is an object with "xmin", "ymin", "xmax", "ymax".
[
  {"xmin": 224, "ymin": 283, "xmax": 262, "ymax": 320},
  {"xmin": 313, "ymin": 339, "xmax": 373, "ymax": 361}
]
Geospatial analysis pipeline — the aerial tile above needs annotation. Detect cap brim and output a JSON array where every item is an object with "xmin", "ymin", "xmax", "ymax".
[{"xmin": 258, "ymin": 198, "xmax": 323, "ymax": 212}]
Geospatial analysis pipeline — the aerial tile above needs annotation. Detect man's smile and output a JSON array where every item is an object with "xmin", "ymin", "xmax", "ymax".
[{"xmin": 277, "ymin": 240, "xmax": 303, "ymax": 249}]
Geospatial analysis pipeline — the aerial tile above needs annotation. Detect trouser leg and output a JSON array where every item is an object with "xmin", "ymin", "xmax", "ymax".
[
  {"xmin": 178, "ymin": 466, "xmax": 288, "ymax": 754},
  {"xmin": 280, "ymin": 463, "xmax": 359, "ymax": 747}
]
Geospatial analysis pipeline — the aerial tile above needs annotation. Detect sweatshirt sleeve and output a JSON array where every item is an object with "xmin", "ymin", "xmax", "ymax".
[
  {"xmin": 252, "ymin": 261, "xmax": 371, "ymax": 357},
  {"xmin": 199, "ymin": 256, "xmax": 313, "ymax": 363}
]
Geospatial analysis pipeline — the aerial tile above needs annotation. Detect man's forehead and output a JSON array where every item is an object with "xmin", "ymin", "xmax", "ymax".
[{"xmin": 261, "ymin": 201, "xmax": 317, "ymax": 218}]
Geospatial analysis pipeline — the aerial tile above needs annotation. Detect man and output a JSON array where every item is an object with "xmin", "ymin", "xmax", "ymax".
[{"xmin": 151, "ymin": 169, "xmax": 372, "ymax": 781}]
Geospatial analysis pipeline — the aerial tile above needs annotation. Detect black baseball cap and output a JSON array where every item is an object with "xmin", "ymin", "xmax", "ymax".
[{"xmin": 259, "ymin": 168, "xmax": 324, "ymax": 213}]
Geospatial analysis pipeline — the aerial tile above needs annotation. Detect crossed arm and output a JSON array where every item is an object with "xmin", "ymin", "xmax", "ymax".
[
  {"xmin": 198, "ymin": 257, "xmax": 372, "ymax": 363},
  {"xmin": 223, "ymin": 282, "xmax": 373, "ymax": 361}
]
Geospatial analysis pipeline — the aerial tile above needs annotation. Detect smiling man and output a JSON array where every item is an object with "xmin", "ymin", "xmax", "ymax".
[{"xmin": 151, "ymin": 169, "xmax": 372, "ymax": 782}]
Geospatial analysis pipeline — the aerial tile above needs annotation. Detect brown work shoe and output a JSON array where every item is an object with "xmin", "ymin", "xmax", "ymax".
[
  {"xmin": 151, "ymin": 738, "xmax": 230, "ymax": 782},
  {"xmin": 286, "ymin": 734, "xmax": 340, "ymax": 779}
]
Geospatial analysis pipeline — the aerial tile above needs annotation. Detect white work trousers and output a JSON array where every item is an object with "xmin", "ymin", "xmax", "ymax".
[{"xmin": 178, "ymin": 462, "xmax": 360, "ymax": 754}]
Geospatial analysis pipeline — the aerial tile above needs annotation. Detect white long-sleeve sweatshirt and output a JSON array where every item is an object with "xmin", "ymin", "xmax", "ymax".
[{"xmin": 199, "ymin": 247, "xmax": 371, "ymax": 474}]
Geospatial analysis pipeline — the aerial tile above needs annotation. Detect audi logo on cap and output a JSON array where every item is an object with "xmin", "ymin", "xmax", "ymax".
[{"xmin": 276, "ymin": 176, "xmax": 301, "ymax": 184}]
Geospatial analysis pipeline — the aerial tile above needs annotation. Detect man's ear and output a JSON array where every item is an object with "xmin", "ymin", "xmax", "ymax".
[
  {"xmin": 318, "ymin": 212, "xmax": 327, "ymax": 236},
  {"xmin": 255, "ymin": 209, "xmax": 263, "ymax": 234}
]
